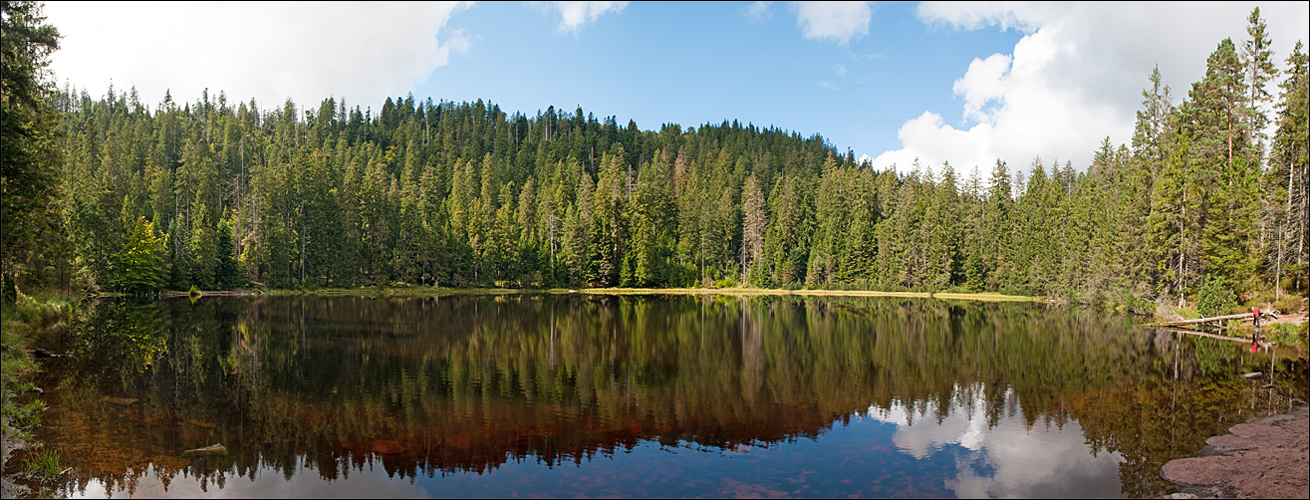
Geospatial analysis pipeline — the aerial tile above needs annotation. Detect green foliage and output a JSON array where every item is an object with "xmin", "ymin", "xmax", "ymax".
[
  {"xmin": 115, "ymin": 216, "xmax": 165, "ymax": 293},
  {"xmin": 22, "ymin": 446, "xmax": 61, "ymax": 481},
  {"xmin": 1261, "ymin": 322, "xmax": 1306, "ymax": 347},
  {"xmin": 214, "ymin": 213, "xmax": 242, "ymax": 289},
  {"xmin": 1196, "ymin": 275, "xmax": 1237, "ymax": 317},
  {"xmin": 1, "ymin": 0, "xmax": 65, "ymax": 290}
]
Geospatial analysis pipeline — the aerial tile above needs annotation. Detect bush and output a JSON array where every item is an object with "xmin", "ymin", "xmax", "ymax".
[
  {"xmin": 1262, "ymin": 322, "xmax": 1308, "ymax": 348},
  {"xmin": 1272, "ymin": 294, "xmax": 1304, "ymax": 315},
  {"xmin": 1196, "ymin": 275, "xmax": 1237, "ymax": 317}
]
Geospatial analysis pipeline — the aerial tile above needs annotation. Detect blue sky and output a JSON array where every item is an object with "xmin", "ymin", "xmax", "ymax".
[{"xmin": 44, "ymin": 2, "xmax": 1310, "ymax": 174}]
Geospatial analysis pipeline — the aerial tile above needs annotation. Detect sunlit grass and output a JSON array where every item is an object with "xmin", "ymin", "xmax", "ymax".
[{"xmin": 931, "ymin": 292, "xmax": 1032, "ymax": 302}]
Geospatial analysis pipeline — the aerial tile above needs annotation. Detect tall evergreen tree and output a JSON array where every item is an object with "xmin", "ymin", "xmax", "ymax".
[{"xmin": 1, "ymin": 0, "xmax": 62, "ymax": 289}]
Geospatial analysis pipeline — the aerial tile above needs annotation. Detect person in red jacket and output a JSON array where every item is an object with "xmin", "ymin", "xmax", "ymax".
[{"xmin": 1250, "ymin": 306, "xmax": 1263, "ymax": 351}]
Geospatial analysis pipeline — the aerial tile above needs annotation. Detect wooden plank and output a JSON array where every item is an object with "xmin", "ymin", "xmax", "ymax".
[{"xmin": 1138, "ymin": 312, "xmax": 1253, "ymax": 328}]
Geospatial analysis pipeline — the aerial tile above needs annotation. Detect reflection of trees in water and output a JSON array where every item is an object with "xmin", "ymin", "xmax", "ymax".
[{"xmin": 31, "ymin": 295, "xmax": 1308, "ymax": 498}]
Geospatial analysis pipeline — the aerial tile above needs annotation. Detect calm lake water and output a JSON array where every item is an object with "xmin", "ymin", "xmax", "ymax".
[{"xmin": 16, "ymin": 294, "xmax": 1308, "ymax": 498}]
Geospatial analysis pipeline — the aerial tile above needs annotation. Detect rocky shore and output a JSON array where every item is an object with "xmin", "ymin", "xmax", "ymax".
[{"xmin": 1161, "ymin": 405, "xmax": 1308, "ymax": 499}]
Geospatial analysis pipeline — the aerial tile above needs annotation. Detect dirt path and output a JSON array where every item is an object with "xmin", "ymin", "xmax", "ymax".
[{"xmin": 1161, "ymin": 405, "xmax": 1309, "ymax": 499}]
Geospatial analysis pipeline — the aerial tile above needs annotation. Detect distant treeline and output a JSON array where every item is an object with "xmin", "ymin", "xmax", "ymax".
[{"xmin": 3, "ymin": 6, "xmax": 1306, "ymax": 306}]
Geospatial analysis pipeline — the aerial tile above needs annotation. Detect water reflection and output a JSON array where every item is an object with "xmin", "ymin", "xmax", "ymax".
[
  {"xmin": 22, "ymin": 294, "xmax": 1308, "ymax": 498},
  {"xmin": 871, "ymin": 384, "xmax": 1125, "ymax": 498}
]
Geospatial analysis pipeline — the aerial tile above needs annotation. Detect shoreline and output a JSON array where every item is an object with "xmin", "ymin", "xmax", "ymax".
[{"xmin": 143, "ymin": 286, "xmax": 1039, "ymax": 303}]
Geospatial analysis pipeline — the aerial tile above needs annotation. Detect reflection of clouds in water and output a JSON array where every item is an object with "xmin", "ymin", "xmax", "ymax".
[
  {"xmin": 868, "ymin": 383, "xmax": 1124, "ymax": 499},
  {"xmin": 67, "ymin": 462, "xmax": 430, "ymax": 499}
]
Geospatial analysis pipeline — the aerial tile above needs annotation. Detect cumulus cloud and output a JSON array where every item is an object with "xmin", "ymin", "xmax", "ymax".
[
  {"xmin": 872, "ymin": 2, "xmax": 1310, "ymax": 175},
  {"xmin": 793, "ymin": 1, "xmax": 872, "ymax": 45},
  {"xmin": 543, "ymin": 1, "xmax": 629, "ymax": 33},
  {"xmin": 44, "ymin": 2, "xmax": 471, "ymax": 112},
  {"xmin": 870, "ymin": 111, "xmax": 997, "ymax": 175}
]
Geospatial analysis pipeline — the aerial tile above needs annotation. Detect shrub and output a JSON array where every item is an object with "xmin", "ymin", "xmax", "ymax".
[{"xmin": 1196, "ymin": 275, "xmax": 1237, "ymax": 317}]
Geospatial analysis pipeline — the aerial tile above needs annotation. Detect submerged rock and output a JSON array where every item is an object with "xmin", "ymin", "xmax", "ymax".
[{"xmin": 182, "ymin": 444, "xmax": 227, "ymax": 457}]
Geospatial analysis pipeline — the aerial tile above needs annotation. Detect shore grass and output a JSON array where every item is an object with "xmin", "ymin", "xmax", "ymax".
[{"xmin": 1, "ymin": 289, "xmax": 78, "ymax": 497}]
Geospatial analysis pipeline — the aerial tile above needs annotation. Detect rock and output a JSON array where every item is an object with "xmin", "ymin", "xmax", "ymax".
[
  {"xmin": 182, "ymin": 444, "xmax": 227, "ymax": 457},
  {"xmin": 1161, "ymin": 406, "xmax": 1309, "ymax": 499},
  {"xmin": 1243, "ymin": 371, "xmax": 1263, "ymax": 379},
  {"xmin": 1164, "ymin": 493, "xmax": 1198, "ymax": 499},
  {"xmin": 102, "ymin": 397, "xmax": 138, "ymax": 406}
]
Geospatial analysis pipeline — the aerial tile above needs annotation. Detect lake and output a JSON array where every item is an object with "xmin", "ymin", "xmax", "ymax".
[{"xmin": 15, "ymin": 294, "xmax": 1307, "ymax": 498}]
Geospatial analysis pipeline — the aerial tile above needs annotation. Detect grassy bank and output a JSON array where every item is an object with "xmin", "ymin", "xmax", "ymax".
[{"xmin": 1, "ymin": 289, "xmax": 79, "ymax": 498}]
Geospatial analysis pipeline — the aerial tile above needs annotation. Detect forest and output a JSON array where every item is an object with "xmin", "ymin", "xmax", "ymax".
[{"xmin": 2, "ymin": 4, "xmax": 1307, "ymax": 310}]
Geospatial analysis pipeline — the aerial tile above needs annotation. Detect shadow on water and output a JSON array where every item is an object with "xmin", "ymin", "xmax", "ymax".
[{"xmin": 17, "ymin": 294, "xmax": 1308, "ymax": 498}]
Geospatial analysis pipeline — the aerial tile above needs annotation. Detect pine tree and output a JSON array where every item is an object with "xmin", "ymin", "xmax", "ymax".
[
  {"xmin": 213, "ymin": 211, "xmax": 240, "ymax": 289},
  {"xmin": 1241, "ymin": 7, "xmax": 1279, "ymax": 142},
  {"xmin": 1, "ymin": 0, "xmax": 62, "ymax": 287},
  {"xmin": 1270, "ymin": 41, "xmax": 1309, "ymax": 296},
  {"xmin": 1184, "ymin": 39, "xmax": 1260, "ymax": 290},
  {"xmin": 116, "ymin": 216, "xmax": 165, "ymax": 293}
]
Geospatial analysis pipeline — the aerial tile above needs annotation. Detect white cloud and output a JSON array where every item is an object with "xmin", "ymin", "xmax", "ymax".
[
  {"xmin": 793, "ymin": 1, "xmax": 872, "ymax": 45},
  {"xmin": 819, "ymin": 80, "xmax": 839, "ymax": 90},
  {"xmin": 870, "ymin": 111, "xmax": 995, "ymax": 175},
  {"xmin": 744, "ymin": 1, "xmax": 773, "ymax": 24},
  {"xmin": 45, "ymin": 2, "xmax": 471, "ymax": 112},
  {"xmin": 953, "ymin": 53, "xmax": 1012, "ymax": 123},
  {"xmin": 832, "ymin": 63, "xmax": 848, "ymax": 76},
  {"xmin": 871, "ymin": 2, "xmax": 1310, "ymax": 175},
  {"xmin": 544, "ymin": 1, "xmax": 630, "ymax": 33}
]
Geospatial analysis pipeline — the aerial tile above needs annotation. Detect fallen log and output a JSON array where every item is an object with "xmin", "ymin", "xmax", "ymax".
[
  {"xmin": 1138, "ymin": 313, "xmax": 1253, "ymax": 328},
  {"xmin": 1150, "ymin": 327, "xmax": 1259, "ymax": 344},
  {"xmin": 183, "ymin": 444, "xmax": 227, "ymax": 457}
]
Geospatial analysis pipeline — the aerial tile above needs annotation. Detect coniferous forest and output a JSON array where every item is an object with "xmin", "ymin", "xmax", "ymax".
[{"xmin": 2, "ymin": 4, "xmax": 1307, "ymax": 310}]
